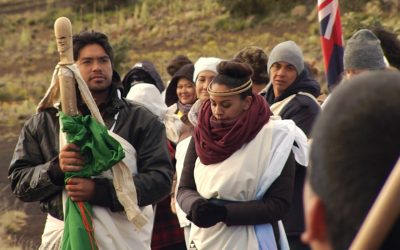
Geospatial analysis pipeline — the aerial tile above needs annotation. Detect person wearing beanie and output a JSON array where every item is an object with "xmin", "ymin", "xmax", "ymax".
[
  {"xmin": 264, "ymin": 40, "xmax": 321, "ymax": 250},
  {"xmin": 343, "ymin": 29, "xmax": 387, "ymax": 79},
  {"xmin": 165, "ymin": 57, "xmax": 222, "ymax": 248},
  {"xmin": 303, "ymin": 71, "xmax": 400, "ymax": 250},
  {"xmin": 234, "ymin": 46, "xmax": 269, "ymax": 94},
  {"xmin": 321, "ymin": 29, "xmax": 389, "ymax": 109},
  {"xmin": 166, "ymin": 55, "xmax": 193, "ymax": 77},
  {"xmin": 193, "ymin": 57, "xmax": 222, "ymax": 99},
  {"xmin": 188, "ymin": 56, "xmax": 222, "ymax": 126}
]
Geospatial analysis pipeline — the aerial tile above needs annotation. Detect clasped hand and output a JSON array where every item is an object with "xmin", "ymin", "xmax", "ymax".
[
  {"xmin": 187, "ymin": 199, "xmax": 227, "ymax": 228},
  {"xmin": 59, "ymin": 143, "xmax": 95, "ymax": 202}
]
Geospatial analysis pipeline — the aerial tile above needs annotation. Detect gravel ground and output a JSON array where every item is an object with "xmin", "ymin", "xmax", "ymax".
[{"xmin": 1, "ymin": 133, "xmax": 46, "ymax": 249}]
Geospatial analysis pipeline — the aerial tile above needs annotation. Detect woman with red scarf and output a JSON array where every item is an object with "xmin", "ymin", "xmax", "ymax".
[{"xmin": 177, "ymin": 60, "xmax": 309, "ymax": 250}]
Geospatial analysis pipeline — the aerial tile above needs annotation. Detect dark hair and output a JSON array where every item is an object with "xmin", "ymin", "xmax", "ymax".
[
  {"xmin": 310, "ymin": 71, "xmax": 400, "ymax": 250},
  {"xmin": 213, "ymin": 60, "xmax": 254, "ymax": 99},
  {"xmin": 372, "ymin": 27, "xmax": 400, "ymax": 70},
  {"xmin": 166, "ymin": 55, "xmax": 193, "ymax": 77},
  {"xmin": 73, "ymin": 31, "xmax": 114, "ymax": 63},
  {"xmin": 234, "ymin": 46, "xmax": 269, "ymax": 84}
]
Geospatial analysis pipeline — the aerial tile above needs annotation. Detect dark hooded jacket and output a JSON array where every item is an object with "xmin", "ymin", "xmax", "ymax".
[
  {"xmin": 165, "ymin": 63, "xmax": 195, "ymax": 107},
  {"xmin": 265, "ymin": 70, "xmax": 321, "ymax": 236},
  {"xmin": 265, "ymin": 70, "xmax": 321, "ymax": 136},
  {"xmin": 9, "ymin": 77, "xmax": 173, "ymax": 220},
  {"xmin": 122, "ymin": 61, "xmax": 165, "ymax": 97}
]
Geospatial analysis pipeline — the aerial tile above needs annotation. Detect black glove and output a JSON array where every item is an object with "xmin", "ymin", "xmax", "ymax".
[{"xmin": 187, "ymin": 199, "xmax": 227, "ymax": 228}]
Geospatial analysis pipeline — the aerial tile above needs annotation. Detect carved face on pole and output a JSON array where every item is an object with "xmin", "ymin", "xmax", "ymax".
[
  {"xmin": 54, "ymin": 17, "xmax": 73, "ymax": 64},
  {"xmin": 56, "ymin": 35, "xmax": 71, "ymax": 53}
]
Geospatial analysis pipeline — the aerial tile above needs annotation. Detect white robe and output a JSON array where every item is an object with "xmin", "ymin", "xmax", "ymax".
[
  {"xmin": 174, "ymin": 136, "xmax": 192, "ymax": 228},
  {"xmin": 189, "ymin": 117, "xmax": 308, "ymax": 250},
  {"xmin": 39, "ymin": 65, "xmax": 153, "ymax": 250}
]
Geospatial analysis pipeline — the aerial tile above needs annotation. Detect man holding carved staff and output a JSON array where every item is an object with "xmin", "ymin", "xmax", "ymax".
[{"xmin": 9, "ymin": 17, "xmax": 173, "ymax": 250}]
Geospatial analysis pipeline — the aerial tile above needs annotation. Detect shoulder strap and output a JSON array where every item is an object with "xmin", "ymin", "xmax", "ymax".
[
  {"xmin": 269, "ymin": 94, "xmax": 297, "ymax": 115},
  {"xmin": 297, "ymin": 91, "xmax": 321, "ymax": 107}
]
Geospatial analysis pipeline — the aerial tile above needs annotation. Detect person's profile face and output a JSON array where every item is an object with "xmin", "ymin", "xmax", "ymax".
[{"xmin": 195, "ymin": 70, "xmax": 216, "ymax": 101}]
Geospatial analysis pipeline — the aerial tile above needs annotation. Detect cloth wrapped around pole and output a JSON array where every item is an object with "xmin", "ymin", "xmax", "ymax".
[{"xmin": 60, "ymin": 112, "xmax": 125, "ymax": 250}]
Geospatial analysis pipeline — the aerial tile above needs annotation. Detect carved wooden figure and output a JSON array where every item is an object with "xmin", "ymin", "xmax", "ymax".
[{"xmin": 54, "ymin": 17, "xmax": 79, "ymax": 116}]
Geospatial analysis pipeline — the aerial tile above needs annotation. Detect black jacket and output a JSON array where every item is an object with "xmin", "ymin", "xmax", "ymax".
[
  {"xmin": 265, "ymin": 70, "xmax": 321, "ymax": 136},
  {"xmin": 265, "ymin": 70, "xmax": 321, "ymax": 236},
  {"xmin": 9, "ymin": 85, "xmax": 173, "ymax": 220}
]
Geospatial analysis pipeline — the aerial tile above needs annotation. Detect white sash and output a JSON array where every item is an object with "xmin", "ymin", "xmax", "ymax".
[
  {"xmin": 164, "ymin": 104, "xmax": 183, "ymax": 144},
  {"xmin": 91, "ymin": 131, "xmax": 153, "ymax": 250},
  {"xmin": 189, "ymin": 117, "xmax": 308, "ymax": 250},
  {"xmin": 270, "ymin": 92, "xmax": 320, "ymax": 116},
  {"xmin": 39, "ymin": 64, "xmax": 153, "ymax": 249},
  {"xmin": 174, "ymin": 136, "xmax": 192, "ymax": 227},
  {"xmin": 40, "ymin": 131, "xmax": 154, "ymax": 250}
]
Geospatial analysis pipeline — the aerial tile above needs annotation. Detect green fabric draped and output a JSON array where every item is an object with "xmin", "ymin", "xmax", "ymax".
[{"xmin": 60, "ymin": 112, "xmax": 125, "ymax": 250}]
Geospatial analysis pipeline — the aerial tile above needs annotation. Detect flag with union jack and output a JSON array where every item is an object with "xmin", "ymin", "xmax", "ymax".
[{"xmin": 318, "ymin": 0, "xmax": 344, "ymax": 90}]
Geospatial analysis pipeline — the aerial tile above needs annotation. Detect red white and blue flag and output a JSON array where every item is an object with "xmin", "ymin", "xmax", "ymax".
[{"xmin": 318, "ymin": 0, "xmax": 343, "ymax": 90}]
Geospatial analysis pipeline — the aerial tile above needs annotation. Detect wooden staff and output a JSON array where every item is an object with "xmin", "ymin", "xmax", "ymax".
[
  {"xmin": 54, "ymin": 17, "xmax": 79, "ymax": 116},
  {"xmin": 350, "ymin": 157, "xmax": 400, "ymax": 250}
]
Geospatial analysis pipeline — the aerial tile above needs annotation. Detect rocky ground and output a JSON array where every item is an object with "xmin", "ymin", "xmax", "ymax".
[{"xmin": 0, "ymin": 130, "xmax": 46, "ymax": 249}]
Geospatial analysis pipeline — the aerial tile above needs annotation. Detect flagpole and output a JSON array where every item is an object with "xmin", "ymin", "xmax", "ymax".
[
  {"xmin": 350, "ymin": 157, "xmax": 400, "ymax": 250},
  {"xmin": 54, "ymin": 17, "xmax": 79, "ymax": 116}
]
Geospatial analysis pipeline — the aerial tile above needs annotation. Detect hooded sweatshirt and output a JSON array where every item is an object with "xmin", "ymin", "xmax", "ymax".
[
  {"xmin": 122, "ymin": 61, "xmax": 165, "ymax": 97},
  {"xmin": 265, "ymin": 69, "xmax": 321, "ymax": 237},
  {"xmin": 265, "ymin": 69, "xmax": 320, "ymax": 136}
]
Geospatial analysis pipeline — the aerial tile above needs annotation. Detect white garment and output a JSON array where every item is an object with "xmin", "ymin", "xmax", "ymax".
[
  {"xmin": 174, "ymin": 136, "xmax": 192, "ymax": 228},
  {"xmin": 39, "ymin": 215, "xmax": 63, "ymax": 250},
  {"xmin": 321, "ymin": 94, "xmax": 331, "ymax": 109},
  {"xmin": 187, "ymin": 99, "xmax": 202, "ymax": 127},
  {"xmin": 164, "ymin": 104, "xmax": 183, "ymax": 143},
  {"xmin": 270, "ymin": 92, "xmax": 320, "ymax": 116},
  {"xmin": 193, "ymin": 57, "xmax": 222, "ymax": 82},
  {"xmin": 92, "ymin": 132, "xmax": 154, "ymax": 250},
  {"xmin": 189, "ymin": 117, "xmax": 308, "ymax": 250},
  {"xmin": 126, "ymin": 83, "xmax": 167, "ymax": 120},
  {"xmin": 40, "ymin": 64, "xmax": 153, "ymax": 249},
  {"xmin": 41, "ymin": 131, "xmax": 154, "ymax": 250}
]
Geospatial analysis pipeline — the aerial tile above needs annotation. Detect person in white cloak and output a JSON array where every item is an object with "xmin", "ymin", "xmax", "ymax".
[
  {"xmin": 9, "ymin": 31, "xmax": 173, "ymax": 250},
  {"xmin": 177, "ymin": 60, "xmax": 308, "ymax": 250}
]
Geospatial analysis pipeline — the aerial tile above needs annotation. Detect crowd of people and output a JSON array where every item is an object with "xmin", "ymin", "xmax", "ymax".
[{"xmin": 8, "ymin": 25, "xmax": 400, "ymax": 250}]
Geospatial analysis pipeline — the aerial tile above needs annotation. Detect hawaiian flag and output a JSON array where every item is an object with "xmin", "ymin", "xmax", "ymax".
[{"xmin": 318, "ymin": 0, "xmax": 344, "ymax": 90}]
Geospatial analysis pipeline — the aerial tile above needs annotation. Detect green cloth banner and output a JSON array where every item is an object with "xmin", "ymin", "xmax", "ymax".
[{"xmin": 60, "ymin": 112, "xmax": 125, "ymax": 250}]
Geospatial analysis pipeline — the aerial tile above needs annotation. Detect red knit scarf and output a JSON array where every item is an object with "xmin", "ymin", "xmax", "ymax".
[{"xmin": 194, "ymin": 94, "xmax": 272, "ymax": 165}]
